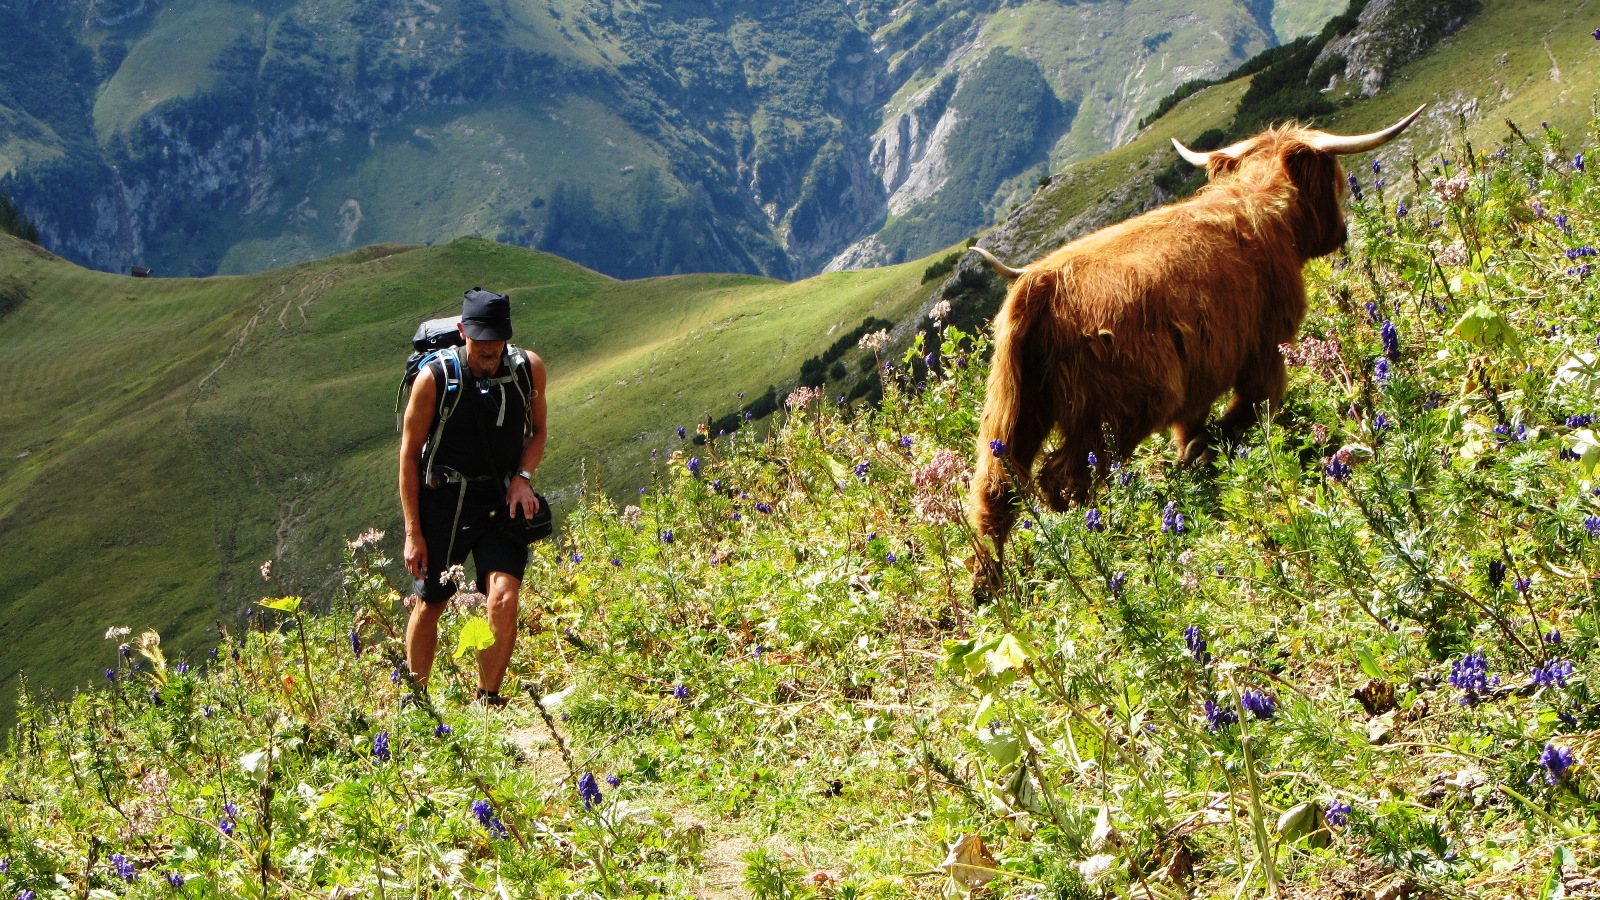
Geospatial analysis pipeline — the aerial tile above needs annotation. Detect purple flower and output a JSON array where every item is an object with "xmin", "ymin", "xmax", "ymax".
[
  {"xmin": 1086, "ymin": 451, "xmax": 1099, "ymax": 470},
  {"xmin": 609, "ymin": 557, "xmax": 622, "ymax": 567},
  {"xmin": 1374, "ymin": 357, "xmax": 1392, "ymax": 385},
  {"xmin": 390, "ymin": 666, "xmax": 404, "ymax": 685},
  {"xmin": 1488, "ymin": 560, "xmax": 1507, "ymax": 588},
  {"xmin": 1546, "ymin": 628, "xmax": 1563, "ymax": 646},
  {"xmin": 1325, "ymin": 457, "xmax": 1352, "ymax": 483},
  {"xmin": 885, "ymin": 551, "xmax": 898, "ymax": 564},
  {"xmin": 755, "ymin": 502, "xmax": 773, "ymax": 514},
  {"xmin": 1381, "ymin": 321, "xmax": 1399, "ymax": 361},
  {"xmin": 1448, "ymin": 651, "xmax": 1498, "ymax": 703},
  {"xmin": 349, "ymin": 631, "xmax": 362, "ymax": 658},
  {"xmin": 570, "ymin": 551, "xmax": 583, "ymax": 564},
  {"xmin": 1568, "ymin": 414, "xmax": 1593, "ymax": 428},
  {"xmin": 676, "ymin": 426, "xmax": 685, "ymax": 439},
  {"xmin": 1574, "ymin": 153, "xmax": 1586, "ymax": 173},
  {"xmin": 1325, "ymin": 801, "xmax": 1351, "ymax": 828},
  {"xmin": 472, "ymin": 799, "xmax": 508, "ymax": 838},
  {"xmin": 899, "ymin": 435, "xmax": 913, "ymax": 448},
  {"xmin": 660, "ymin": 530, "xmax": 674, "ymax": 544},
  {"xmin": 1240, "ymin": 689, "xmax": 1276, "ymax": 720},
  {"xmin": 577, "ymin": 772, "xmax": 604, "ymax": 810},
  {"xmin": 1593, "ymin": 27, "xmax": 1600, "ymax": 39},
  {"xmin": 175, "ymin": 661, "xmax": 189, "ymax": 675},
  {"xmin": 687, "ymin": 457, "xmax": 702, "ymax": 479},
  {"xmin": 105, "ymin": 668, "xmax": 117, "ymax": 683},
  {"xmin": 166, "ymin": 872, "xmax": 186, "ymax": 888},
  {"xmin": 1161, "ymin": 502, "xmax": 1186, "ymax": 535},
  {"xmin": 435, "ymin": 724, "xmax": 453, "ymax": 738},
  {"xmin": 1347, "ymin": 173, "xmax": 1363, "ymax": 201},
  {"xmin": 990, "ymin": 438, "xmax": 1007, "ymax": 457},
  {"xmin": 1084, "ymin": 509, "xmax": 1105, "ymax": 533},
  {"xmin": 19, "ymin": 891, "xmax": 35, "ymax": 900},
  {"xmin": 1557, "ymin": 213, "xmax": 1572, "ymax": 234},
  {"xmin": 673, "ymin": 684, "xmax": 689, "ymax": 700},
  {"xmin": 853, "ymin": 460, "xmax": 870, "ymax": 480},
  {"xmin": 1374, "ymin": 412, "xmax": 1391, "ymax": 434},
  {"xmin": 1539, "ymin": 743, "xmax": 1575, "ymax": 784},
  {"xmin": 1204, "ymin": 699, "xmax": 1238, "ymax": 733},
  {"xmin": 1364, "ymin": 301, "xmax": 1380, "ymax": 322},
  {"xmin": 110, "ymin": 853, "xmax": 136, "ymax": 883},
  {"xmin": 1184, "ymin": 626, "xmax": 1210, "ymax": 664},
  {"xmin": 1396, "ymin": 201, "xmax": 1408, "ymax": 218},
  {"xmin": 1532, "ymin": 659, "xmax": 1574, "ymax": 689},
  {"xmin": 372, "ymin": 731, "xmax": 391, "ymax": 763},
  {"xmin": 1514, "ymin": 576, "xmax": 1532, "ymax": 594}
]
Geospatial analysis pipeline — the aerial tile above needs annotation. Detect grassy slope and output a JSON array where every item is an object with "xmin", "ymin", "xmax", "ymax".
[{"xmin": 0, "ymin": 235, "xmax": 935, "ymax": 716}]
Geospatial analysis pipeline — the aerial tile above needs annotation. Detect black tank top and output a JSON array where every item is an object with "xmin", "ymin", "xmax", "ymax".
[{"xmin": 425, "ymin": 349, "xmax": 527, "ymax": 479}]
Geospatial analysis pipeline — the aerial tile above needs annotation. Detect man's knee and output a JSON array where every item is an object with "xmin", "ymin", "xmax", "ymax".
[{"xmin": 410, "ymin": 598, "xmax": 446, "ymax": 623}]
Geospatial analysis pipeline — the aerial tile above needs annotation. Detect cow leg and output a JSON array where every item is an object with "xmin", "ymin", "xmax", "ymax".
[
  {"xmin": 1217, "ymin": 350, "xmax": 1287, "ymax": 444},
  {"xmin": 968, "ymin": 410, "xmax": 1049, "ymax": 597}
]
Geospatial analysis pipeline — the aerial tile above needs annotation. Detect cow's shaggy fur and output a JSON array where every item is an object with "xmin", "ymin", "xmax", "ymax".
[{"xmin": 967, "ymin": 124, "xmax": 1381, "ymax": 591}]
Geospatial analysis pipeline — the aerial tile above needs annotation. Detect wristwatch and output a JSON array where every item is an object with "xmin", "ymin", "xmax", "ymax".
[{"xmin": 517, "ymin": 469, "xmax": 534, "ymax": 483}]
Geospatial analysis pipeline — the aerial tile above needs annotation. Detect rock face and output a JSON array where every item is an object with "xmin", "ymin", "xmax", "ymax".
[
  {"xmin": 1, "ymin": 0, "xmax": 1344, "ymax": 280},
  {"xmin": 1315, "ymin": 0, "xmax": 1481, "ymax": 97}
]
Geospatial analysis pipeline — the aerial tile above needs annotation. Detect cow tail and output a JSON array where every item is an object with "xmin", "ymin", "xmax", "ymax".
[{"xmin": 969, "ymin": 271, "xmax": 1051, "ymax": 540}]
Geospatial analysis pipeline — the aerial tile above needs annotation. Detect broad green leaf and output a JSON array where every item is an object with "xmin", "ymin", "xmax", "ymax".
[
  {"xmin": 240, "ymin": 749, "xmax": 272, "ymax": 783},
  {"xmin": 1450, "ymin": 302, "xmax": 1519, "ymax": 349},
  {"xmin": 454, "ymin": 617, "xmax": 496, "ymax": 660},
  {"xmin": 970, "ymin": 693, "xmax": 998, "ymax": 731},
  {"xmin": 985, "ymin": 634, "xmax": 1033, "ymax": 680},
  {"xmin": 1569, "ymin": 430, "xmax": 1600, "ymax": 476},
  {"xmin": 258, "ymin": 595, "xmax": 303, "ymax": 613},
  {"xmin": 1356, "ymin": 644, "xmax": 1386, "ymax": 680},
  {"xmin": 978, "ymin": 727, "xmax": 1020, "ymax": 768}
]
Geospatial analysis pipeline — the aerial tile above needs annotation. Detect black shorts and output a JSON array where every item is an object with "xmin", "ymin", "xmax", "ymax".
[{"xmin": 415, "ymin": 479, "xmax": 529, "ymax": 604}]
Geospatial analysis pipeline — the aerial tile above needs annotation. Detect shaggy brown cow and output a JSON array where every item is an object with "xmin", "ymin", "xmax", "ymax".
[{"xmin": 967, "ymin": 106, "xmax": 1425, "ymax": 591}]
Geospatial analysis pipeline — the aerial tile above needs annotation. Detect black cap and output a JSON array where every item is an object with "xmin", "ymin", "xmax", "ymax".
[{"xmin": 460, "ymin": 286, "xmax": 512, "ymax": 341}]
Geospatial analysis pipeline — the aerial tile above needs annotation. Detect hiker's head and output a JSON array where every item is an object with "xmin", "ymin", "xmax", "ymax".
[
  {"xmin": 460, "ymin": 286, "xmax": 512, "ymax": 341},
  {"xmin": 458, "ymin": 287, "xmax": 512, "ymax": 374}
]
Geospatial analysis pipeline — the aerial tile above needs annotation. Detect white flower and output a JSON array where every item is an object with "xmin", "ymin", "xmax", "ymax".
[
  {"xmin": 347, "ymin": 529, "xmax": 385, "ymax": 551},
  {"xmin": 929, "ymin": 299, "xmax": 952, "ymax": 324},
  {"xmin": 857, "ymin": 329, "xmax": 889, "ymax": 352},
  {"xmin": 104, "ymin": 626, "xmax": 131, "ymax": 641}
]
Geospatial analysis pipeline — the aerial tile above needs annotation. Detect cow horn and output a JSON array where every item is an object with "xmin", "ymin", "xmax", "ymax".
[
  {"xmin": 1306, "ymin": 104, "xmax": 1427, "ymax": 155},
  {"xmin": 969, "ymin": 246, "xmax": 1026, "ymax": 280},
  {"xmin": 1171, "ymin": 134, "xmax": 1256, "ymax": 168}
]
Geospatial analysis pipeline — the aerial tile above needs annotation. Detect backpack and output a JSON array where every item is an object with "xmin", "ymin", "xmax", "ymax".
[{"xmin": 396, "ymin": 315, "xmax": 534, "ymax": 487}]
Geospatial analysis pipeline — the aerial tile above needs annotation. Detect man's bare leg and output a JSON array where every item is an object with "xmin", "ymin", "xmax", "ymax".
[
  {"xmin": 478, "ymin": 571, "xmax": 521, "ymax": 695},
  {"xmin": 405, "ymin": 599, "xmax": 445, "ymax": 689}
]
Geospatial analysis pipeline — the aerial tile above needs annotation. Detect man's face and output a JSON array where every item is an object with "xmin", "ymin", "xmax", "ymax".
[{"xmin": 461, "ymin": 333, "xmax": 506, "ymax": 376}]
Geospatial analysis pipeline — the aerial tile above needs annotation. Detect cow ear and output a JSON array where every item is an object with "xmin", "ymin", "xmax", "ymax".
[{"xmin": 1206, "ymin": 155, "xmax": 1242, "ymax": 180}]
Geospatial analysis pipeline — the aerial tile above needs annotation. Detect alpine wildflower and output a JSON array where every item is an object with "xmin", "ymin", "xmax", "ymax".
[
  {"xmin": 1325, "ymin": 457, "xmax": 1352, "ymax": 483},
  {"xmin": 1347, "ymin": 173, "xmax": 1363, "ymax": 201},
  {"xmin": 606, "ymin": 773, "xmax": 622, "ymax": 788},
  {"xmin": 1538, "ymin": 743, "xmax": 1575, "ymax": 785},
  {"xmin": 1184, "ymin": 626, "xmax": 1210, "ymax": 664},
  {"xmin": 109, "ymin": 854, "xmax": 136, "ymax": 883},
  {"xmin": 1515, "ymin": 576, "xmax": 1532, "ymax": 594},
  {"xmin": 1084, "ymin": 508, "xmax": 1105, "ymax": 533},
  {"xmin": 1396, "ymin": 200, "xmax": 1408, "ymax": 218},
  {"xmin": 687, "ymin": 457, "xmax": 701, "ymax": 478},
  {"xmin": 1374, "ymin": 357, "xmax": 1392, "ymax": 385},
  {"xmin": 1240, "ymin": 689, "xmax": 1276, "ymax": 720},
  {"xmin": 1325, "ymin": 801, "xmax": 1351, "ymax": 828},
  {"xmin": 899, "ymin": 435, "xmax": 913, "ymax": 448},
  {"xmin": 673, "ymin": 684, "xmax": 690, "ymax": 701},
  {"xmin": 1204, "ymin": 698, "xmax": 1238, "ymax": 733},
  {"xmin": 1086, "ymin": 451, "xmax": 1099, "ymax": 470},
  {"xmin": 578, "ymin": 772, "xmax": 604, "ymax": 810},
  {"xmin": 677, "ymin": 426, "xmax": 685, "ymax": 439},
  {"xmin": 166, "ymin": 873, "xmax": 186, "ymax": 888},
  {"xmin": 1161, "ymin": 501, "xmax": 1186, "ymax": 535},
  {"xmin": 1110, "ymin": 571, "xmax": 1127, "ymax": 594},
  {"xmin": 1488, "ymin": 560, "xmax": 1507, "ymax": 588},
  {"xmin": 1546, "ymin": 628, "xmax": 1563, "ymax": 646},
  {"xmin": 1568, "ymin": 414, "xmax": 1593, "ymax": 428},
  {"xmin": 349, "ymin": 631, "xmax": 362, "ymax": 658},
  {"xmin": 1381, "ymin": 320, "xmax": 1399, "ymax": 361},
  {"xmin": 372, "ymin": 731, "xmax": 391, "ymax": 763},
  {"xmin": 990, "ymin": 438, "xmax": 1007, "ymax": 457},
  {"xmin": 660, "ymin": 529, "xmax": 674, "ymax": 544},
  {"xmin": 435, "ymin": 723, "xmax": 453, "ymax": 739},
  {"xmin": 1448, "ymin": 651, "xmax": 1497, "ymax": 703},
  {"xmin": 472, "ymin": 799, "xmax": 508, "ymax": 838},
  {"xmin": 1532, "ymin": 658, "xmax": 1575, "ymax": 689}
]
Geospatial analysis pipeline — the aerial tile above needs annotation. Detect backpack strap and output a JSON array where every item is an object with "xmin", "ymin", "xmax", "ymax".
[{"xmin": 421, "ymin": 347, "xmax": 465, "ymax": 488}]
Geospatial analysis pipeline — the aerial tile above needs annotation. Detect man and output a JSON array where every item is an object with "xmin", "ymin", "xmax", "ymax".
[{"xmin": 399, "ymin": 287, "xmax": 547, "ymax": 705}]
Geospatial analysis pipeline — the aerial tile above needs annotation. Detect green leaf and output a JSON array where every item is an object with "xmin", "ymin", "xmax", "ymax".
[
  {"xmin": 454, "ymin": 617, "xmax": 496, "ymax": 660},
  {"xmin": 1539, "ymin": 844, "xmax": 1574, "ymax": 900},
  {"xmin": 1356, "ymin": 644, "xmax": 1386, "ymax": 681},
  {"xmin": 970, "ymin": 693, "xmax": 999, "ymax": 731},
  {"xmin": 258, "ymin": 595, "xmax": 303, "ymax": 613},
  {"xmin": 978, "ymin": 727, "xmax": 1021, "ymax": 769},
  {"xmin": 985, "ymin": 634, "xmax": 1033, "ymax": 680},
  {"xmin": 1569, "ymin": 430, "xmax": 1600, "ymax": 476},
  {"xmin": 1450, "ymin": 302, "xmax": 1519, "ymax": 349}
]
